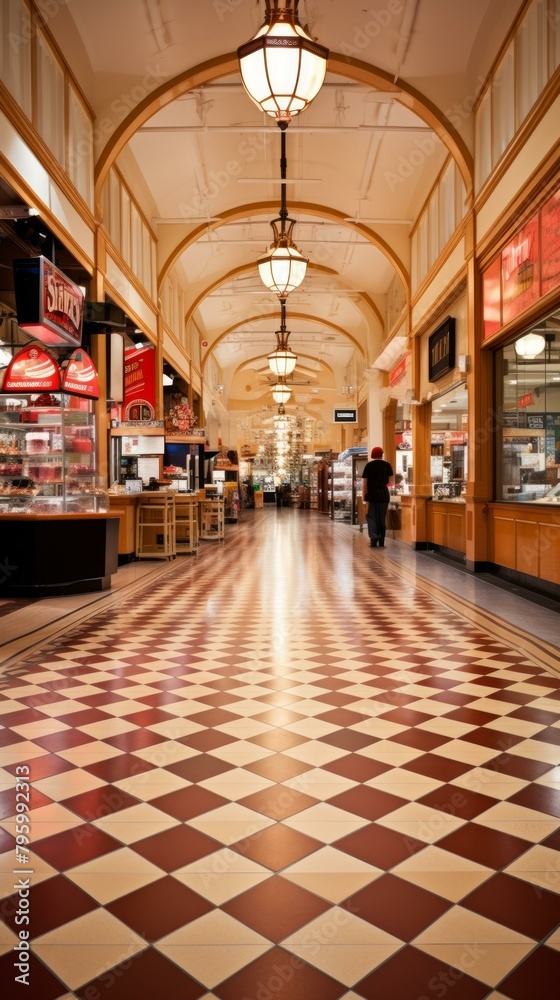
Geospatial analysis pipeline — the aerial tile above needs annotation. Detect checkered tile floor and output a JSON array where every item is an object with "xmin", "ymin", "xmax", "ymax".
[{"xmin": 1, "ymin": 510, "xmax": 559, "ymax": 999}]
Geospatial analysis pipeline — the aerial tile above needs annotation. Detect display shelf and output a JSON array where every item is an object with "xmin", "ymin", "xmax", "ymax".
[
  {"xmin": 0, "ymin": 396, "xmax": 103, "ymax": 513},
  {"xmin": 136, "ymin": 494, "xmax": 176, "ymax": 559},
  {"xmin": 200, "ymin": 499, "xmax": 225, "ymax": 540},
  {"xmin": 175, "ymin": 495, "xmax": 198, "ymax": 554}
]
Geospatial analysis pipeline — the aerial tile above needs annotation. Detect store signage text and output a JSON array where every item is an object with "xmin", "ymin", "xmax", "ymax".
[
  {"xmin": 389, "ymin": 353, "xmax": 410, "ymax": 387},
  {"xmin": 13, "ymin": 257, "xmax": 84, "ymax": 348},
  {"xmin": 428, "ymin": 317, "xmax": 455, "ymax": 382},
  {"xmin": 124, "ymin": 345, "xmax": 156, "ymax": 421},
  {"xmin": 518, "ymin": 392, "xmax": 533, "ymax": 408},
  {"xmin": 62, "ymin": 349, "xmax": 99, "ymax": 399},
  {"xmin": 3, "ymin": 345, "xmax": 61, "ymax": 391},
  {"xmin": 334, "ymin": 409, "xmax": 357, "ymax": 423}
]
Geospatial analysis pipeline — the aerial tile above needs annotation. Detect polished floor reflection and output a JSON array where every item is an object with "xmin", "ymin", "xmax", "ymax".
[{"xmin": 0, "ymin": 509, "xmax": 559, "ymax": 1000}]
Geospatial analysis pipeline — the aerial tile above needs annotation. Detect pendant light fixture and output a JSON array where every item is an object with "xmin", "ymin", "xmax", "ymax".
[
  {"xmin": 258, "ymin": 129, "xmax": 308, "ymax": 297},
  {"xmin": 237, "ymin": 0, "xmax": 329, "ymax": 130},
  {"xmin": 514, "ymin": 332, "xmax": 546, "ymax": 359},
  {"xmin": 268, "ymin": 298, "xmax": 297, "ymax": 377},
  {"xmin": 271, "ymin": 376, "xmax": 292, "ymax": 405}
]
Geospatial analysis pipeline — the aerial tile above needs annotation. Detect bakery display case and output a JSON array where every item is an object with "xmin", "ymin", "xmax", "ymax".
[
  {"xmin": 329, "ymin": 458, "xmax": 352, "ymax": 521},
  {"xmin": 0, "ymin": 394, "xmax": 107, "ymax": 513}
]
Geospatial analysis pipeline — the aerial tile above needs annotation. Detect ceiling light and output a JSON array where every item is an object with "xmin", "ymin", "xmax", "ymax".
[
  {"xmin": 237, "ymin": 0, "xmax": 329, "ymax": 130},
  {"xmin": 514, "ymin": 332, "xmax": 545, "ymax": 359},
  {"xmin": 271, "ymin": 377, "xmax": 293, "ymax": 404},
  {"xmin": 268, "ymin": 299, "xmax": 297, "ymax": 376},
  {"xmin": 258, "ymin": 130, "xmax": 308, "ymax": 296}
]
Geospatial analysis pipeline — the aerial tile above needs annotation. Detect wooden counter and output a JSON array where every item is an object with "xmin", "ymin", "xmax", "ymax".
[
  {"xmin": 426, "ymin": 499, "xmax": 466, "ymax": 557},
  {"xmin": 109, "ymin": 494, "xmax": 139, "ymax": 562},
  {"xmin": 0, "ymin": 512, "xmax": 119, "ymax": 596},
  {"xmin": 488, "ymin": 502, "xmax": 560, "ymax": 586}
]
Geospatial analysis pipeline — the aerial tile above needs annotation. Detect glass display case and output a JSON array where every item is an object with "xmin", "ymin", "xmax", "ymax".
[
  {"xmin": 0, "ymin": 394, "xmax": 107, "ymax": 513},
  {"xmin": 330, "ymin": 458, "xmax": 352, "ymax": 521}
]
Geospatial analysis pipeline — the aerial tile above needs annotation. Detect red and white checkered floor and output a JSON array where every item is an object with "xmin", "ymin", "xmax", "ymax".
[{"xmin": 1, "ymin": 510, "xmax": 559, "ymax": 999}]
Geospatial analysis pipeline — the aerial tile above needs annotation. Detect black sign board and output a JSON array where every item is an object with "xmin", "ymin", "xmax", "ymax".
[
  {"xmin": 334, "ymin": 409, "xmax": 357, "ymax": 423},
  {"xmin": 428, "ymin": 316, "xmax": 455, "ymax": 382},
  {"xmin": 13, "ymin": 257, "xmax": 84, "ymax": 347}
]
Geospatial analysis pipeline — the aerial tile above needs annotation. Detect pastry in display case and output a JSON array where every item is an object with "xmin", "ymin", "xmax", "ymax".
[
  {"xmin": 0, "ymin": 393, "xmax": 107, "ymax": 513},
  {"xmin": 330, "ymin": 458, "xmax": 352, "ymax": 521}
]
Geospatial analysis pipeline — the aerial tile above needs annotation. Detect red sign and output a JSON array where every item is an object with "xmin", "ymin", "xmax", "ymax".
[
  {"xmin": 518, "ymin": 393, "xmax": 533, "ymax": 408},
  {"xmin": 483, "ymin": 257, "xmax": 501, "ymax": 340},
  {"xmin": 541, "ymin": 190, "xmax": 560, "ymax": 296},
  {"xmin": 124, "ymin": 346, "xmax": 156, "ymax": 420},
  {"xmin": 13, "ymin": 257, "xmax": 84, "ymax": 347},
  {"xmin": 62, "ymin": 349, "xmax": 99, "ymax": 399},
  {"xmin": 502, "ymin": 214, "xmax": 540, "ymax": 325},
  {"xmin": 389, "ymin": 353, "xmax": 410, "ymax": 387},
  {"xmin": 3, "ymin": 345, "xmax": 61, "ymax": 392},
  {"xmin": 450, "ymin": 432, "xmax": 465, "ymax": 444}
]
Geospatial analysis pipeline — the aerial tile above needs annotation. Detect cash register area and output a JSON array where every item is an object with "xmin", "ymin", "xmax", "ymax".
[{"xmin": 0, "ymin": 508, "xmax": 559, "ymax": 1000}]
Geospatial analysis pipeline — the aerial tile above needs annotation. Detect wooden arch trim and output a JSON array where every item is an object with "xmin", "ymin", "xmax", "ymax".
[{"xmin": 201, "ymin": 311, "xmax": 365, "ymax": 370}]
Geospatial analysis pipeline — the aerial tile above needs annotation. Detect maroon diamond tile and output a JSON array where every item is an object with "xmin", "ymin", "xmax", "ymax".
[
  {"xmin": 62, "ymin": 785, "xmax": 141, "ymax": 822},
  {"xmin": 214, "ymin": 946, "xmax": 345, "ymax": 1000},
  {"xmin": 506, "ymin": 783, "xmax": 560, "ymax": 819},
  {"xmin": 417, "ymin": 784, "xmax": 498, "ymax": 821},
  {"xmin": 483, "ymin": 753, "xmax": 553, "ymax": 780},
  {"xmin": 333, "ymin": 823, "xmax": 426, "ymax": 869},
  {"xmin": 107, "ymin": 876, "xmax": 212, "ymax": 940},
  {"xmin": 328, "ymin": 786, "xmax": 409, "ymax": 821},
  {"xmin": 533, "ymin": 727, "xmax": 560, "ymax": 747},
  {"xmin": 343, "ymin": 874, "xmax": 450, "ymax": 940},
  {"xmin": 437, "ymin": 823, "xmax": 532, "ymax": 869},
  {"xmin": 0, "ymin": 874, "xmax": 96, "ymax": 938},
  {"xmin": 497, "ymin": 946, "xmax": 560, "ymax": 1000},
  {"xmin": 244, "ymin": 754, "xmax": 313, "ymax": 781},
  {"xmin": 103, "ymin": 729, "xmax": 167, "ymax": 751},
  {"xmin": 177, "ymin": 729, "xmax": 237, "ymax": 751},
  {"xmin": 238, "ymin": 785, "xmax": 318, "ymax": 821},
  {"xmin": 149, "ymin": 786, "xmax": 228, "ymax": 821},
  {"xmin": 248, "ymin": 730, "xmax": 308, "ymax": 751},
  {"xmin": 184, "ymin": 708, "xmax": 242, "ymax": 726},
  {"xmin": 57, "ymin": 708, "xmax": 112, "ymax": 727},
  {"xmin": 0, "ymin": 829, "xmax": 15, "ymax": 854},
  {"xmin": 132, "ymin": 825, "xmax": 222, "ymax": 871},
  {"xmin": 0, "ymin": 729, "xmax": 25, "ymax": 748},
  {"xmin": 315, "ymin": 708, "xmax": 369, "ymax": 727},
  {"xmin": 75, "ymin": 946, "xmax": 204, "ymax": 1000},
  {"xmin": 462, "ymin": 872, "xmax": 560, "ymax": 939},
  {"xmin": 461, "ymin": 727, "xmax": 523, "ymax": 751},
  {"xmin": 231, "ymin": 824, "xmax": 322, "ymax": 871},
  {"xmin": 84, "ymin": 754, "xmax": 157, "ymax": 782},
  {"xmin": 0, "ymin": 785, "xmax": 52, "ymax": 820},
  {"xmin": 222, "ymin": 875, "xmax": 330, "ymax": 940},
  {"xmin": 445, "ymin": 708, "xmax": 501, "ymax": 726},
  {"xmin": 403, "ymin": 753, "xmax": 473, "ymax": 782},
  {"xmin": 164, "ymin": 754, "xmax": 236, "ymax": 782},
  {"xmin": 33, "ymin": 729, "xmax": 97, "ymax": 752},
  {"xmin": 4, "ymin": 755, "xmax": 73, "ymax": 781},
  {"xmin": 33, "ymin": 824, "xmax": 122, "ymax": 869},
  {"xmin": 389, "ymin": 729, "xmax": 451, "ymax": 751},
  {"xmin": 0, "ymin": 950, "xmax": 67, "ymax": 999},
  {"xmin": 319, "ymin": 729, "xmax": 378, "ymax": 751},
  {"xmin": 355, "ymin": 945, "xmax": 488, "ymax": 1000},
  {"xmin": 121, "ymin": 707, "xmax": 177, "ymax": 727},
  {"xmin": 377, "ymin": 708, "xmax": 434, "ymax": 727},
  {"xmin": 322, "ymin": 755, "xmax": 392, "ymax": 782},
  {"xmin": 252, "ymin": 708, "xmax": 306, "ymax": 726}
]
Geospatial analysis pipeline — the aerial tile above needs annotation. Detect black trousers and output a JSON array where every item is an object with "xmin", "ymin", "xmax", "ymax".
[{"xmin": 366, "ymin": 502, "xmax": 389, "ymax": 544}]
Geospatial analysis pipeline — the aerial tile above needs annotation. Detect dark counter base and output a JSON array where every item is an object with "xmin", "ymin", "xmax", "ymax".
[{"xmin": 0, "ymin": 517, "xmax": 119, "ymax": 598}]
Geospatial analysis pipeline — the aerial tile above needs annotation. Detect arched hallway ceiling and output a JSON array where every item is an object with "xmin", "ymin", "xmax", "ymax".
[{"xmin": 48, "ymin": 0, "xmax": 521, "ymax": 428}]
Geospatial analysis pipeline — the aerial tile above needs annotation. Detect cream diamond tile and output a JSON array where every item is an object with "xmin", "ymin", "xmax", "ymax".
[
  {"xmin": 466, "ymin": 699, "xmax": 518, "ymax": 716},
  {"xmin": 147, "ymin": 719, "xmax": 206, "ymax": 738},
  {"xmin": 414, "ymin": 906, "xmax": 535, "ymax": 946},
  {"xmin": 131, "ymin": 741, "xmax": 198, "ymax": 766},
  {"xmin": 188, "ymin": 804, "xmax": 275, "ymax": 844},
  {"xmin": 78, "ymin": 718, "xmax": 138, "ymax": 739},
  {"xmin": 286, "ymin": 871, "xmax": 381, "ymax": 902},
  {"xmin": 483, "ymin": 718, "xmax": 543, "ymax": 737},
  {"xmin": 67, "ymin": 847, "xmax": 163, "ymax": 903},
  {"xmin": 356, "ymin": 743, "xmax": 422, "ymax": 765},
  {"xmin": 376, "ymin": 802, "xmax": 466, "ymax": 844},
  {"xmin": 0, "ymin": 849, "xmax": 58, "ymax": 898},
  {"xmin": 473, "ymin": 801, "xmax": 559, "ymax": 842},
  {"xmin": 0, "ymin": 922, "xmax": 18, "ymax": 957},
  {"xmin": 415, "ymin": 943, "xmax": 534, "ymax": 988},
  {"xmin": 89, "ymin": 699, "xmax": 152, "ymax": 717},
  {"xmin": 54, "ymin": 742, "xmax": 122, "ymax": 766},
  {"xmin": 33, "ymin": 768, "xmax": 105, "ymax": 800},
  {"xmin": 216, "ymin": 720, "xmax": 274, "ymax": 738},
  {"xmin": 107, "ymin": 684, "xmax": 161, "ymax": 697},
  {"xmin": 33, "ymin": 910, "xmax": 145, "ymax": 990},
  {"xmin": 451, "ymin": 768, "xmax": 529, "ymax": 801},
  {"xmin": 0, "ymin": 743, "xmax": 49, "ymax": 765},
  {"xmin": 284, "ymin": 718, "xmax": 340, "ymax": 736},
  {"xmin": 199, "ymin": 771, "xmax": 274, "ymax": 801},
  {"xmin": 113, "ymin": 769, "xmax": 187, "ymax": 800},
  {"xmin": 429, "ymin": 740, "xmax": 497, "ymax": 765},
  {"xmin": 284, "ymin": 912, "xmax": 402, "ymax": 985},
  {"xmin": 535, "ymin": 767, "xmax": 560, "ymax": 789},
  {"xmin": 350, "ymin": 719, "xmax": 407, "ymax": 738},
  {"xmin": 1, "ymin": 802, "xmax": 82, "ymax": 839},
  {"xmin": 11, "ymin": 720, "xmax": 71, "ymax": 739},
  {"xmin": 416, "ymin": 719, "xmax": 476, "ymax": 738},
  {"xmin": 175, "ymin": 872, "xmax": 270, "ymax": 904},
  {"xmin": 92, "ymin": 802, "xmax": 180, "ymax": 843},
  {"xmin": 509, "ymin": 740, "xmax": 560, "ymax": 764},
  {"xmin": 157, "ymin": 943, "xmax": 271, "ymax": 987},
  {"xmin": 284, "ymin": 743, "xmax": 350, "ymax": 766}
]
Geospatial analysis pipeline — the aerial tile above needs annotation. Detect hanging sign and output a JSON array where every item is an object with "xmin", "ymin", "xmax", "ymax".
[
  {"xmin": 13, "ymin": 257, "xmax": 84, "ymax": 347},
  {"xmin": 124, "ymin": 345, "xmax": 156, "ymax": 420},
  {"xmin": 389, "ymin": 353, "xmax": 410, "ymax": 387},
  {"xmin": 334, "ymin": 408, "xmax": 357, "ymax": 423},
  {"xmin": 518, "ymin": 392, "xmax": 533, "ymax": 408},
  {"xmin": 3, "ymin": 345, "xmax": 61, "ymax": 392},
  {"xmin": 62, "ymin": 349, "xmax": 99, "ymax": 399},
  {"xmin": 428, "ymin": 317, "xmax": 455, "ymax": 382}
]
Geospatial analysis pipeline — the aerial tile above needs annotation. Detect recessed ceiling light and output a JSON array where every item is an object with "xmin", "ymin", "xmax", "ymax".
[{"xmin": 508, "ymin": 379, "xmax": 517, "ymax": 384}]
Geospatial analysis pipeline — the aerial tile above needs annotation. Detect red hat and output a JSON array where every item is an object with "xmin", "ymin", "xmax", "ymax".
[{"xmin": 371, "ymin": 446, "xmax": 384, "ymax": 459}]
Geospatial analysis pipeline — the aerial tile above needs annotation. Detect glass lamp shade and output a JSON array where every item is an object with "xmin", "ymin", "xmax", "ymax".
[
  {"xmin": 268, "ymin": 347, "xmax": 297, "ymax": 377},
  {"xmin": 271, "ymin": 380, "xmax": 292, "ymax": 404},
  {"xmin": 514, "ymin": 332, "xmax": 546, "ymax": 359},
  {"xmin": 237, "ymin": 1, "xmax": 329, "ymax": 127},
  {"xmin": 258, "ymin": 242, "xmax": 308, "ymax": 297}
]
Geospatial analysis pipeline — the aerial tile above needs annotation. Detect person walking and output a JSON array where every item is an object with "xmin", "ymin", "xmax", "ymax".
[{"xmin": 362, "ymin": 446, "xmax": 394, "ymax": 548}]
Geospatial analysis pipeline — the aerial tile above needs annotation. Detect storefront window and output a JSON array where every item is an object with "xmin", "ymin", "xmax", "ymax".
[
  {"xmin": 496, "ymin": 309, "xmax": 560, "ymax": 502},
  {"xmin": 395, "ymin": 404, "xmax": 412, "ymax": 492},
  {"xmin": 430, "ymin": 384, "xmax": 468, "ymax": 498}
]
